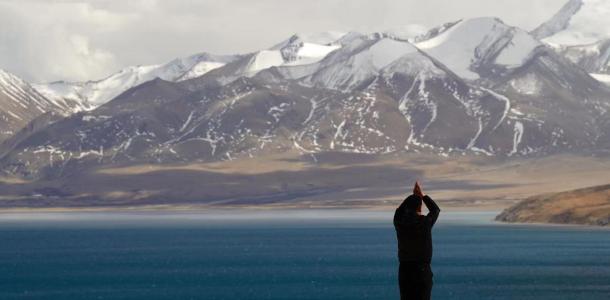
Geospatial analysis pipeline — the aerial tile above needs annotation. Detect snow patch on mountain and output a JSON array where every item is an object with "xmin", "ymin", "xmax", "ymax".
[
  {"xmin": 535, "ymin": 0, "xmax": 610, "ymax": 46},
  {"xmin": 0, "ymin": 68, "xmax": 79, "ymax": 115},
  {"xmin": 33, "ymin": 81, "xmax": 93, "ymax": 111},
  {"xmin": 177, "ymin": 61, "xmax": 226, "ymax": 81},
  {"xmin": 415, "ymin": 19, "xmax": 486, "ymax": 79},
  {"xmin": 35, "ymin": 53, "xmax": 238, "ymax": 107},
  {"xmin": 1, "ymin": 73, "xmax": 35, "ymax": 110},
  {"xmin": 0, "ymin": 69, "xmax": 83, "ymax": 141},
  {"xmin": 383, "ymin": 24, "xmax": 429, "ymax": 41},
  {"xmin": 549, "ymin": 39, "xmax": 610, "ymax": 75},
  {"xmin": 241, "ymin": 43, "xmax": 340, "ymax": 76},
  {"xmin": 242, "ymin": 51, "xmax": 286, "ymax": 75},
  {"xmin": 533, "ymin": 1, "xmax": 610, "ymax": 75},
  {"xmin": 495, "ymin": 30, "xmax": 540, "ymax": 67},
  {"xmin": 367, "ymin": 39, "xmax": 419, "ymax": 69},
  {"xmin": 509, "ymin": 121, "xmax": 524, "ymax": 156},
  {"xmin": 508, "ymin": 73, "xmax": 543, "ymax": 95},
  {"xmin": 382, "ymin": 52, "xmax": 446, "ymax": 78},
  {"xmin": 284, "ymin": 43, "xmax": 341, "ymax": 66},
  {"xmin": 223, "ymin": 33, "xmax": 345, "ymax": 82},
  {"xmin": 416, "ymin": 18, "xmax": 541, "ymax": 80},
  {"xmin": 306, "ymin": 37, "xmax": 418, "ymax": 90},
  {"xmin": 271, "ymin": 31, "xmax": 347, "ymax": 49},
  {"xmin": 482, "ymin": 88, "xmax": 511, "ymax": 131},
  {"xmin": 532, "ymin": 0, "xmax": 583, "ymax": 40},
  {"xmin": 591, "ymin": 73, "xmax": 610, "ymax": 85}
]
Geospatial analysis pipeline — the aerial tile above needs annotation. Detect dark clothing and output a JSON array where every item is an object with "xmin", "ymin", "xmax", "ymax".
[
  {"xmin": 398, "ymin": 262, "xmax": 433, "ymax": 300},
  {"xmin": 394, "ymin": 195, "xmax": 440, "ymax": 300},
  {"xmin": 394, "ymin": 195, "xmax": 440, "ymax": 263}
]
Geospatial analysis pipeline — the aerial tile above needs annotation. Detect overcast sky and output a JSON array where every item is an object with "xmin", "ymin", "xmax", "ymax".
[{"xmin": 0, "ymin": 0, "xmax": 566, "ymax": 83}]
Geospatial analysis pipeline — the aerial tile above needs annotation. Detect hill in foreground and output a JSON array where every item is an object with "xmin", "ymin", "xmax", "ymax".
[{"xmin": 496, "ymin": 184, "xmax": 610, "ymax": 226}]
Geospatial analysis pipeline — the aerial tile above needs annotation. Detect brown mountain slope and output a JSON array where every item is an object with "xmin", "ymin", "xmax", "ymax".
[{"xmin": 496, "ymin": 184, "xmax": 610, "ymax": 226}]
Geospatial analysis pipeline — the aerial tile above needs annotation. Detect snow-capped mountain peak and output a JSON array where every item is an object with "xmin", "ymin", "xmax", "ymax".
[
  {"xmin": 281, "ymin": 37, "xmax": 342, "ymax": 66},
  {"xmin": 533, "ymin": 0, "xmax": 610, "ymax": 46},
  {"xmin": 270, "ymin": 31, "xmax": 347, "ymax": 49},
  {"xmin": 0, "ymin": 68, "xmax": 82, "ymax": 141},
  {"xmin": 532, "ymin": 0, "xmax": 610, "ymax": 77},
  {"xmin": 382, "ymin": 24, "xmax": 429, "ymax": 42},
  {"xmin": 531, "ymin": 0, "xmax": 583, "ymax": 40},
  {"xmin": 415, "ymin": 17, "xmax": 541, "ymax": 80},
  {"xmin": 206, "ymin": 32, "xmax": 348, "ymax": 83},
  {"xmin": 35, "ymin": 33, "xmax": 347, "ymax": 109},
  {"xmin": 246, "ymin": 32, "xmax": 345, "ymax": 73},
  {"xmin": 34, "ymin": 52, "xmax": 240, "ymax": 107},
  {"xmin": 304, "ymin": 35, "xmax": 419, "ymax": 90},
  {"xmin": 0, "ymin": 69, "xmax": 73, "ymax": 113},
  {"xmin": 3, "ymin": 13, "xmax": 610, "ymax": 182}
]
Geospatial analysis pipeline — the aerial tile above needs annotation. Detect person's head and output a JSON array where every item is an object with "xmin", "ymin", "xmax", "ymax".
[{"xmin": 405, "ymin": 194, "xmax": 422, "ymax": 214}]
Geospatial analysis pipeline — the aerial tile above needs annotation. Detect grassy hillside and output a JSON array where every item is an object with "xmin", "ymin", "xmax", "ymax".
[
  {"xmin": 496, "ymin": 184, "xmax": 610, "ymax": 226},
  {"xmin": 1, "ymin": 153, "xmax": 610, "ymax": 211}
]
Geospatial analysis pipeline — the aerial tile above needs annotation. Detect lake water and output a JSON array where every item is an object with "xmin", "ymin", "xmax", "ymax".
[{"xmin": 0, "ymin": 211, "xmax": 609, "ymax": 299}]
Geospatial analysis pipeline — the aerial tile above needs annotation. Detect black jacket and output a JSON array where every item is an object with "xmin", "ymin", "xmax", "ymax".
[{"xmin": 393, "ymin": 195, "xmax": 440, "ymax": 264}]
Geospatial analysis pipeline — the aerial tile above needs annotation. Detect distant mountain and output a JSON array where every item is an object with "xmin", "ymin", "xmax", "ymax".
[
  {"xmin": 31, "ymin": 34, "xmax": 350, "ymax": 109},
  {"xmin": 33, "ymin": 53, "xmax": 241, "ymax": 108},
  {"xmin": 496, "ymin": 183, "xmax": 610, "ymax": 226},
  {"xmin": 531, "ymin": 0, "xmax": 584, "ymax": 42},
  {"xmin": 187, "ymin": 33, "xmax": 349, "ymax": 87},
  {"xmin": 416, "ymin": 18, "xmax": 542, "ymax": 81},
  {"xmin": 3, "ymin": 17, "xmax": 610, "ymax": 179},
  {"xmin": 0, "ymin": 69, "xmax": 82, "ymax": 142},
  {"xmin": 533, "ymin": 0, "xmax": 606, "ymax": 46},
  {"xmin": 533, "ymin": 0, "xmax": 610, "ymax": 77}
]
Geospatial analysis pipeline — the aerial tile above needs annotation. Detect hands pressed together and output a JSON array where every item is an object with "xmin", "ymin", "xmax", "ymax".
[{"xmin": 413, "ymin": 181, "xmax": 425, "ymax": 198}]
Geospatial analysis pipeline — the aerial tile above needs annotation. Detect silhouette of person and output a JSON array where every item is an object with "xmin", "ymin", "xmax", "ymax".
[{"xmin": 394, "ymin": 181, "xmax": 440, "ymax": 300}]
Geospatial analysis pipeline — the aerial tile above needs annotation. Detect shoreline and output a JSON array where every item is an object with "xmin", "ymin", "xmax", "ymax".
[
  {"xmin": 0, "ymin": 209, "xmax": 501, "ymax": 227},
  {"xmin": 0, "ymin": 202, "xmax": 507, "ymax": 214},
  {"xmin": 1, "ymin": 205, "xmax": 606, "ymax": 229},
  {"xmin": 493, "ymin": 218, "xmax": 610, "ymax": 230}
]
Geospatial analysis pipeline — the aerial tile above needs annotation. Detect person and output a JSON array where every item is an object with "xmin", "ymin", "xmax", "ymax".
[{"xmin": 393, "ymin": 181, "xmax": 440, "ymax": 300}]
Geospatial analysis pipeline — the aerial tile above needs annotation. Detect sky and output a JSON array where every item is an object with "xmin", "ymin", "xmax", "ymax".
[{"xmin": 0, "ymin": 0, "xmax": 567, "ymax": 83}]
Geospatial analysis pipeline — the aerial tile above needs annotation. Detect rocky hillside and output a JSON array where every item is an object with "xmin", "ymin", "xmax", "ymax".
[
  {"xmin": 533, "ymin": 0, "xmax": 610, "ymax": 78},
  {"xmin": 34, "ymin": 53, "xmax": 241, "ymax": 108},
  {"xmin": 496, "ymin": 184, "xmax": 610, "ymax": 226},
  {"xmin": 0, "ymin": 1, "xmax": 610, "ymax": 209},
  {"xmin": 0, "ymin": 69, "xmax": 84, "ymax": 143},
  {"xmin": 2, "ymin": 17, "xmax": 610, "ymax": 179}
]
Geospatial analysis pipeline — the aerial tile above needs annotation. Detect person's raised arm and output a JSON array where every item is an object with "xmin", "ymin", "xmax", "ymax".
[
  {"xmin": 414, "ymin": 181, "xmax": 440, "ymax": 227},
  {"xmin": 422, "ymin": 195, "xmax": 440, "ymax": 227}
]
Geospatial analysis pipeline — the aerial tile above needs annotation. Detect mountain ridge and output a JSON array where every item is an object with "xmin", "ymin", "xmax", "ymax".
[
  {"xmin": 1, "ymin": 2, "xmax": 610, "ymax": 210},
  {"xmin": 2, "ymin": 19, "xmax": 610, "ymax": 180},
  {"xmin": 0, "ymin": 69, "xmax": 84, "ymax": 143},
  {"xmin": 532, "ymin": 0, "xmax": 610, "ymax": 76},
  {"xmin": 1, "ymin": 10, "xmax": 610, "ymax": 181}
]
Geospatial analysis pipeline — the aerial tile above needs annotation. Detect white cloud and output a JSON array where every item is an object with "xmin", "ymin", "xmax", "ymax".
[
  {"xmin": 0, "ymin": 0, "xmax": 566, "ymax": 83},
  {"xmin": 0, "ymin": 1, "xmax": 133, "ymax": 82}
]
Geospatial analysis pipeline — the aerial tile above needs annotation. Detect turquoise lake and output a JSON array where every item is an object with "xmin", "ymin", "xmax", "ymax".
[{"xmin": 0, "ymin": 211, "xmax": 609, "ymax": 299}]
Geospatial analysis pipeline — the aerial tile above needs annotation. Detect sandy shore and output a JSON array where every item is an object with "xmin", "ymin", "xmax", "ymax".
[{"xmin": 0, "ymin": 201, "xmax": 509, "ymax": 214}]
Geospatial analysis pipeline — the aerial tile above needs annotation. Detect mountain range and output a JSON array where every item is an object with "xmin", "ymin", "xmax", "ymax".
[
  {"xmin": 0, "ymin": 0, "xmax": 609, "ymax": 186},
  {"xmin": 533, "ymin": 0, "xmax": 610, "ymax": 82},
  {"xmin": 0, "ymin": 69, "xmax": 84, "ymax": 142}
]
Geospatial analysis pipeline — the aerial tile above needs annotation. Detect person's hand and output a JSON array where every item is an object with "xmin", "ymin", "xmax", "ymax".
[{"xmin": 413, "ymin": 181, "xmax": 424, "ymax": 198}]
